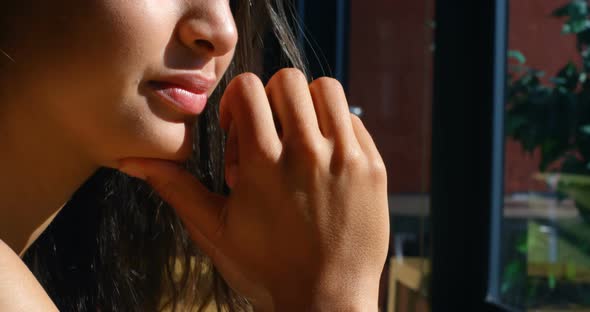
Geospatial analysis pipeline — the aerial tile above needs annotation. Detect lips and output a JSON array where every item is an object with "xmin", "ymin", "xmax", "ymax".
[{"xmin": 147, "ymin": 74, "xmax": 216, "ymax": 115}]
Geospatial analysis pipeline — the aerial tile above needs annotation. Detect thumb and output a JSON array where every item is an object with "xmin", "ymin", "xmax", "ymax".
[
  {"xmin": 117, "ymin": 158, "xmax": 227, "ymax": 256},
  {"xmin": 224, "ymin": 122, "xmax": 239, "ymax": 189}
]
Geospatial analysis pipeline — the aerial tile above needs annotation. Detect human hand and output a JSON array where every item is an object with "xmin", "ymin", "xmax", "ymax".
[{"xmin": 117, "ymin": 68, "xmax": 389, "ymax": 311}]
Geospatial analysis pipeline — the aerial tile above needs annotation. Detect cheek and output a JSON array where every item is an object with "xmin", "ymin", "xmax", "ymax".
[
  {"xmin": 4, "ymin": 1, "xmax": 173, "ymax": 102},
  {"xmin": 49, "ymin": 84, "xmax": 198, "ymax": 169},
  {"xmin": 6, "ymin": 1, "xmax": 192, "ymax": 164}
]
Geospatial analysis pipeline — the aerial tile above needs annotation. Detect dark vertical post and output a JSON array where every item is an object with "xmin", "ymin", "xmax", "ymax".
[
  {"xmin": 429, "ymin": 0, "xmax": 509, "ymax": 310},
  {"xmin": 487, "ymin": 0, "xmax": 509, "ymax": 304},
  {"xmin": 296, "ymin": 0, "xmax": 350, "ymax": 90}
]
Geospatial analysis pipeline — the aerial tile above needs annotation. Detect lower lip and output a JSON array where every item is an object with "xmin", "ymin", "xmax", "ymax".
[{"xmin": 148, "ymin": 81, "xmax": 208, "ymax": 115}]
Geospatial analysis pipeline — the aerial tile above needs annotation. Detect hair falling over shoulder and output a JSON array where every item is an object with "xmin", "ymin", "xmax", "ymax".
[{"xmin": 21, "ymin": 1, "xmax": 307, "ymax": 311}]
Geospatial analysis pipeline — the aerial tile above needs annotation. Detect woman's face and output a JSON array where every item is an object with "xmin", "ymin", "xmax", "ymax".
[{"xmin": 0, "ymin": 0, "xmax": 237, "ymax": 166}]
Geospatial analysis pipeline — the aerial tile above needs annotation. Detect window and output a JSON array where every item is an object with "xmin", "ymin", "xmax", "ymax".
[
  {"xmin": 500, "ymin": 1, "xmax": 590, "ymax": 309},
  {"xmin": 294, "ymin": 1, "xmax": 433, "ymax": 311},
  {"xmin": 295, "ymin": 0, "xmax": 590, "ymax": 311}
]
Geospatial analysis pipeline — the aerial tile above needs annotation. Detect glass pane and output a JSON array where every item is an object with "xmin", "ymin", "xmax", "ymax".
[
  {"xmin": 501, "ymin": 0, "xmax": 590, "ymax": 309},
  {"xmin": 348, "ymin": 1, "xmax": 434, "ymax": 311},
  {"xmin": 297, "ymin": 1, "xmax": 433, "ymax": 309}
]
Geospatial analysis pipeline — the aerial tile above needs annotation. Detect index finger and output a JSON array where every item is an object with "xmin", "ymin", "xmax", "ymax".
[
  {"xmin": 117, "ymin": 158, "xmax": 226, "ymax": 258},
  {"xmin": 219, "ymin": 73, "xmax": 282, "ymax": 163}
]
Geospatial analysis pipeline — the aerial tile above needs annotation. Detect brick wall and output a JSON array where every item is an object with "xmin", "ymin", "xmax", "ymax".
[
  {"xmin": 349, "ymin": 0, "xmax": 434, "ymax": 194},
  {"xmin": 349, "ymin": 0, "xmax": 577, "ymax": 194}
]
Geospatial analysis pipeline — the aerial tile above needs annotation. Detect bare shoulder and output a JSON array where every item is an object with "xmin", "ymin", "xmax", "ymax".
[{"xmin": 0, "ymin": 239, "xmax": 58, "ymax": 311}]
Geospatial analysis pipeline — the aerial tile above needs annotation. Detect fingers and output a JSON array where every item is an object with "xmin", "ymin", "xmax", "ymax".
[
  {"xmin": 265, "ymin": 68, "xmax": 323, "ymax": 144},
  {"xmin": 350, "ymin": 114, "xmax": 388, "ymax": 184},
  {"xmin": 220, "ymin": 71, "xmax": 361, "ymax": 167},
  {"xmin": 117, "ymin": 158, "xmax": 227, "ymax": 253},
  {"xmin": 350, "ymin": 114, "xmax": 383, "ymax": 163},
  {"xmin": 219, "ymin": 73, "xmax": 282, "ymax": 163},
  {"xmin": 309, "ymin": 77, "xmax": 357, "ymax": 149}
]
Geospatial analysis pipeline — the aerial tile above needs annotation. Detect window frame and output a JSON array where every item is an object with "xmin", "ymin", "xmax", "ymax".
[
  {"xmin": 296, "ymin": 0, "xmax": 518, "ymax": 310},
  {"xmin": 429, "ymin": 0, "xmax": 515, "ymax": 311},
  {"xmin": 295, "ymin": 0, "xmax": 350, "ymax": 88}
]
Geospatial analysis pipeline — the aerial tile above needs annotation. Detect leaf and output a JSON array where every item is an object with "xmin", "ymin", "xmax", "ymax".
[
  {"xmin": 560, "ymin": 1, "xmax": 590, "ymax": 34},
  {"xmin": 551, "ymin": 77, "xmax": 567, "ymax": 85},
  {"xmin": 504, "ymin": 261, "xmax": 521, "ymax": 277},
  {"xmin": 578, "ymin": 29, "xmax": 590, "ymax": 46},
  {"xmin": 537, "ymin": 173, "xmax": 590, "ymax": 186},
  {"xmin": 537, "ymin": 173, "xmax": 590, "ymax": 212},
  {"xmin": 517, "ymin": 240, "xmax": 528, "ymax": 254},
  {"xmin": 572, "ymin": 0, "xmax": 589, "ymax": 16},
  {"xmin": 552, "ymin": 3, "xmax": 571, "ymax": 17},
  {"xmin": 548, "ymin": 274, "xmax": 557, "ymax": 289},
  {"xmin": 508, "ymin": 50, "xmax": 527, "ymax": 64},
  {"xmin": 581, "ymin": 124, "xmax": 590, "ymax": 134},
  {"xmin": 556, "ymin": 173, "xmax": 590, "ymax": 186},
  {"xmin": 554, "ymin": 61, "xmax": 580, "ymax": 90}
]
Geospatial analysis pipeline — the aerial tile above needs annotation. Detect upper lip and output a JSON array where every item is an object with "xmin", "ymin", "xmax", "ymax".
[{"xmin": 148, "ymin": 72, "xmax": 217, "ymax": 95}]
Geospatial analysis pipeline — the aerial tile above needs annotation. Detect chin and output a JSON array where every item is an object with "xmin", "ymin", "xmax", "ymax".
[
  {"xmin": 168, "ymin": 143, "xmax": 194, "ymax": 163},
  {"xmin": 111, "ymin": 126, "xmax": 195, "ymax": 167},
  {"xmin": 144, "ymin": 115, "xmax": 195, "ymax": 157},
  {"xmin": 151, "ymin": 132, "xmax": 195, "ymax": 163}
]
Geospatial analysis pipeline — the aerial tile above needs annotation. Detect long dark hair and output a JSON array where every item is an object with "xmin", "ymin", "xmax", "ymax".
[{"xmin": 21, "ymin": 0, "xmax": 307, "ymax": 311}]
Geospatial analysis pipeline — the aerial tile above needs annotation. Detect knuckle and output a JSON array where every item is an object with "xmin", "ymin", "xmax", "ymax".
[
  {"xmin": 280, "ymin": 138, "xmax": 326, "ymax": 174},
  {"xmin": 231, "ymin": 72, "xmax": 263, "ymax": 91},
  {"xmin": 268, "ymin": 68, "xmax": 308, "ymax": 89},
  {"xmin": 309, "ymin": 76, "xmax": 344, "ymax": 94},
  {"xmin": 220, "ymin": 72, "xmax": 263, "ymax": 123},
  {"xmin": 369, "ymin": 158, "xmax": 388, "ymax": 184},
  {"xmin": 224, "ymin": 73, "xmax": 262, "ymax": 101},
  {"xmin": 284, "ymin": 135, "xmax": 323, "ymax": 163},
  {"xmin": 250, "ymin": 139, "xmax": 281, "ymax": 163},
  {"xmin": 331, "ymin": 145, "xmax": 365, "ymax": 173},
  {"xmin": 283, "ymin": 133, "xmax": 318, "ymax": 152},
  {"xmin": 350, "ymin": 113, "xmax": 363, "ymax": 125},
  {"xmin": 261, "ymin": 146, "xmax": 282, "ymax": 164}
]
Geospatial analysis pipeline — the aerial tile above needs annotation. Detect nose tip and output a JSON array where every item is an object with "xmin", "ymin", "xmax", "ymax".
[{"xmin": 178, "ymin": 3, "xmax": 238, "ymax": 58}]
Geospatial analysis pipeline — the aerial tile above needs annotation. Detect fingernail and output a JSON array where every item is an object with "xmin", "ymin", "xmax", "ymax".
[{"xmin": 117, "ymin": 161, "xmax": 147, "ymax": 180}]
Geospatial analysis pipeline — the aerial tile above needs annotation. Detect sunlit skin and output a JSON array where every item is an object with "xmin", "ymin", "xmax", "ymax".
[
  {"xmin": 0, "ymin": 1, "xmax": 389, "ymax": 311},
  {"xmin": 0, "ymin": 0, "xmax": 237, "ymax": 252}
]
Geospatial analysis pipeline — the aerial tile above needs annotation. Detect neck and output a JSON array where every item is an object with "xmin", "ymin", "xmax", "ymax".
[{"xmin": 0, "ymin": 96, "xmax": 98, "ymax": 254}]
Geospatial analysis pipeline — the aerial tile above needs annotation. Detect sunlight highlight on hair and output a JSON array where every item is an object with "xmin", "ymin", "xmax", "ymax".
[{"xmin": 0, "ymin": 48, "xmax": 15, "ymax": 63}]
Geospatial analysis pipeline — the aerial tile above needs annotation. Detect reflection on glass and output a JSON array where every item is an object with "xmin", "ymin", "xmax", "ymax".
[
  {"xmin": 348, "ymin": 0, "xmax": 434, "ymax": 310},
  {"xmin": 502, "ymin": 0, "xmax": 590, "ymax": 309}
]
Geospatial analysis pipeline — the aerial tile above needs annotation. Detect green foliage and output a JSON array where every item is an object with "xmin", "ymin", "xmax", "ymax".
[
  {"xmin": 507, "ymin": 0, "xmax": 590, "ymax": 174},
  {"xmin": 504, "ymin": 2, "xmax": 590, "ymax": 306},
  {"xmin": 508, "ymin": 50, "xmax": 527, "ymax": 65},
  {"xmin": 555, "ymin": 173, "xmax": 590, "ymax": 221},
  {"xmin": 553, "ymin": 0, "xmax": 590, "ymax": 33}
]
